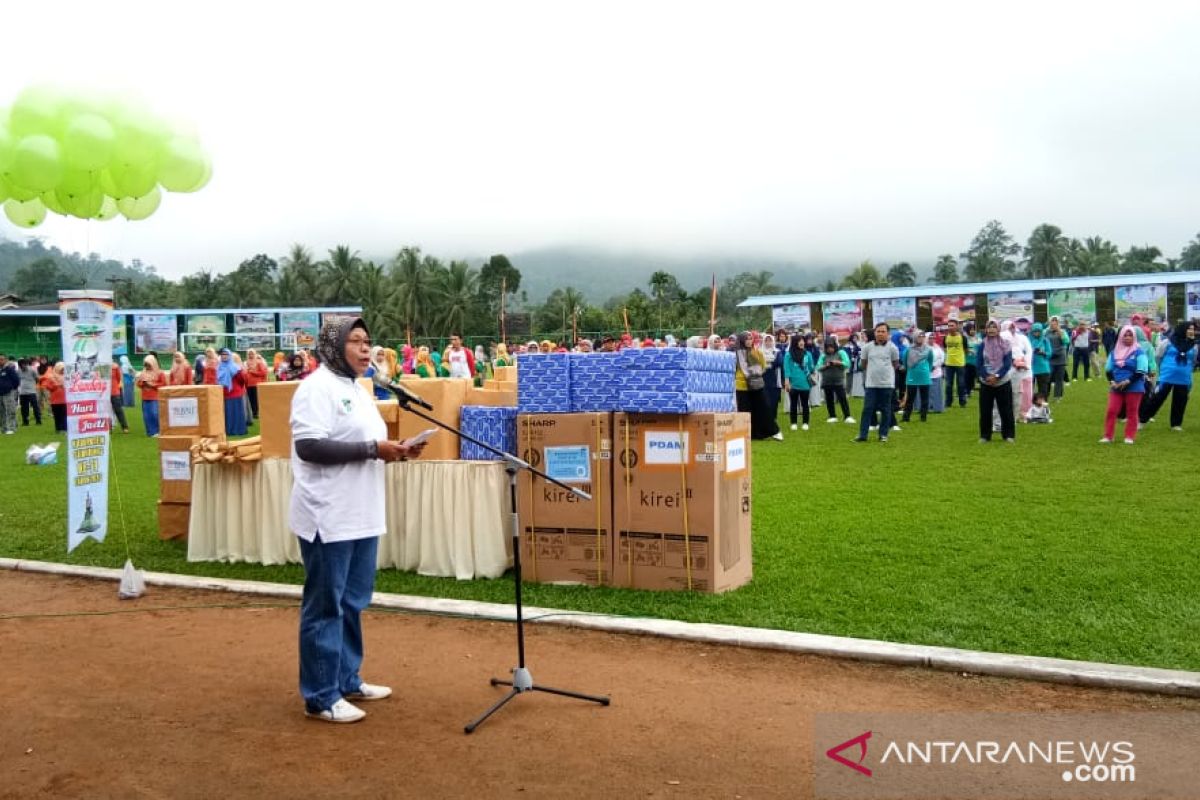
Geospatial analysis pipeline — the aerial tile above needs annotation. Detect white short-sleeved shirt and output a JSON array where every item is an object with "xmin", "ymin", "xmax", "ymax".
[{"xmin": 289, "ymin": 364, "xmax": 388, "ymax": 543}]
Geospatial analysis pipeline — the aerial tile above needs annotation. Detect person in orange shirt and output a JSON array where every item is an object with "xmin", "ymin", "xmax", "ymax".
[
  {"xmin": 43, "ymin": 362, "xmax": 68, "ymax": 433},
  {"xmin": 110, "ymin": 362, "xmax": 130, "ymax": 433},
  {"xmin": 272, "ymin": 351, "xmax": 286, "ymax": 381},
  {"xmin": 136, "ymin": 355, "xmax": 169, "ymax": 437},
  {"xmin": 244, "ymin": 348, "xmax": 269, "ymax": 420},
  {"xmin": 202, "ymin": 347, "xmax": 219, "ymax": 385},
  {"xmin": 169, "ymin": 351, "xmax": 193, "ymax": 386}
]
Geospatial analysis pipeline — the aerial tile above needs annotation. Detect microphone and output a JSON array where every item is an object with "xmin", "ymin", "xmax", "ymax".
[{"xmin": 386, "ymin": 380, "xmax": 434, "ymax": 411}]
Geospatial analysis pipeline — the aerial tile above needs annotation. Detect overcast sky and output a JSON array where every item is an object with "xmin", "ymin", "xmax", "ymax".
[{"xmin": 3, "ymin": 0, "xmax": 1198, "ymax": 279}]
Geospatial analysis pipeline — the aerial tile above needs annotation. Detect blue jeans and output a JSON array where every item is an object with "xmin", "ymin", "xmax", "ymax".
[
  {"xmin": 141, "ymin": 399, "xmax": 160, "ymax": 436},
  {"xmin": 858, "ymin": 387, "xmax": 894, "ymax": 440},
  {"xmin": 298, "ymin": 533, "xmax": 379, "ymax": 712}
]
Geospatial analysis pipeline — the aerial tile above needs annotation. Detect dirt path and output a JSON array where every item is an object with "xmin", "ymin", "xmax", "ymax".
[{"xmin": 1, "ymin": 571, "xmax": 1197, "ymax": 799}]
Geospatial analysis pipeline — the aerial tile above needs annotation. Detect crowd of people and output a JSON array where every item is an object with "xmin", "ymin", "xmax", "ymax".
[{"xmin": 1, "ymin": 313, "xmax": 1194, "ymax": 445}]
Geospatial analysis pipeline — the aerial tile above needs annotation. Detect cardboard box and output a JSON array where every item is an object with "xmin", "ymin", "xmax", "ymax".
[
  {"xmin": 465, "ymin": 386, "xmax": 518, "ymax": 407},
  {"xmin": 158, "ymin": 385, "xmax": 224, "ymax": 437},
  {"xmin": 611, "ymin": 412, "xmax": 752, "ymax": 593},
  {"xmin": 159, "ymin": 435, "xmax": 197, "ymax": 503},
  {"xmin": 494, "ymin": 365, "xmax": 517, "ymax": 383},
  {"xmin": 258, "ymin": 381, "xmax": 300, "ymax": 459},
  {"xmin": 393, "ymin": 378, "xmax": 469, "ymax": 460},
  {"xmin": 157, "ymin": 500, "xmax": 190, "ymax": 541},
  {"xmin": 516, "ymin": 412, "xmax": 614, "ymax": 586}
]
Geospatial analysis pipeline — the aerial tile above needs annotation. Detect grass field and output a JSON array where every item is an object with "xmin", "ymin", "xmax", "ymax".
[{"xmin": 1, "ymin": 380, "xmax": 1197, "ymax": 671}]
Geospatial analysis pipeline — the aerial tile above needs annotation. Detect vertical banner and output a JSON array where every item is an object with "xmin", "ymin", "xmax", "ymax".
[
  {"xmin": 112, "ymin": 313, "xmax": 129, "ymax": 357},
  {"xmin": 930, "ymin": 294, "xmax": 976, "ymax": 333},
  {"xmin": 1187, "ymin": 283, "xmax": 1200, "ymax": 320},
  {"xmin": 986, "ymin": 291, "xmax": 1035, "ymax": 331},
  {"xmin": 1114, "ymin": 284, "xmax": 1168, "ymax": 325},
  {"xmin": 771, "ymin": 303, "xmax": 812, "ymax": 333},
  {"xmin": 1046, "ymin": 288, "xmax": 1097, "ymax": 328},
  {"xmin": 871, "ymin": 297, "xmax": 917, "ymax": 331},
  {"xmin": 59, "ymin": 290, "xmax": 114, "ymax": 553},
  {"xmin": 820, "ymin": 300, "xmax": 863, "ymax": 339}
]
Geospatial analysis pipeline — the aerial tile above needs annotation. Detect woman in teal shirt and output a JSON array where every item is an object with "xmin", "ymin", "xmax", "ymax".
[
  {"xmin": 901, "ymin": 330, "xmax": 935, "ymax": 423},
  {"xmin": 782, "ymin": 333, "xmax": 815, "ymax": 431}
]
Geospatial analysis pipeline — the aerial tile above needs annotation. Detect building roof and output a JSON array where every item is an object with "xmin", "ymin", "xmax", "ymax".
[
  {"xmin": 737, "ymin": 271, "xmax": 1200, "ymax": 308},
  {"xmin": 0, "ymin": 305, "xmax": 363, "ymax": 319}
]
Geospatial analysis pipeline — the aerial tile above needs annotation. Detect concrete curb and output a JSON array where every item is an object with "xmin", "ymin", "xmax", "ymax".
[{"xmin": 4, "ymin": 557, "xmax": 1199, "ymax": 697}]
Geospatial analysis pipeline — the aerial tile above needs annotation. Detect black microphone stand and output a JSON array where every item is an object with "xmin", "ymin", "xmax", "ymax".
[{"xmin": 386, "ymin": 388, "xmax": 611, "ymax": 734}]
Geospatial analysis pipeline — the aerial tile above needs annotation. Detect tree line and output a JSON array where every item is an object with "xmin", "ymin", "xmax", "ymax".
[{"xmin": 3, "ymin": 221, "xmax": 1198, "ymax": 345}]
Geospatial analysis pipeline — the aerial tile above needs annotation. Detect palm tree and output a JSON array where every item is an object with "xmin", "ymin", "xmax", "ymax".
[
  {"xmin": 1023, "ymin": 224, "xmax": 1069, "ymax": 279},
  {"xmin": 932, "ymin": 254, "xmax": 958, "ymax": 284},
  {"xmin": 320, "ymin": 245, "xmax": 362, "ymax": 305},
  {"xmin": 886, "ymin": 262, "xmax": 917, "ymax": 287},
  {"xmin": 1122, "ymin": 245, "xmax": 1165, "ymax": 273},
  {"xmin": 746, "ymin": 270, "xmax": 779, "ymax": 296},
  {"xmin": 436, "ymin": 260, "xmax": 479, "ymax": 336},
  {"xmin": 559, "ymin": 287, "xmax": 586, "ymax": 343},
  {"xmin": 1066, "ymin": 237, "xmax": 1120, "ymax": 276},
  {"xmin": 391, "ymin": 247, "xmax": 437, "ymax": 340},
  {"xmin": 280, "ymin": 244, "xmax": 322, "ymax": 303},
  {"xmin": 353, "ymin": 260, "xmax": 399, "ymax": 343},
  {"xmin": 840, "ymin": 260, "xmax": 884, "ymax": 290}
]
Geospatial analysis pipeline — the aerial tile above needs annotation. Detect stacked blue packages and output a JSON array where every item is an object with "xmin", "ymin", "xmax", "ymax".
[
  {"xmin": 516, "ymin": 353, "xmax": 572, "ymax": 413},
  {"xmin": 617, "ymin": 348, "xmax": 736, "ymax": 414},
  {"xmin": 569, "ymin": 352, "xmax": 621, "ymax": 412},
  {"xmin": 460, "ymin": 405, "xmax": 519, "ymax": 460}
]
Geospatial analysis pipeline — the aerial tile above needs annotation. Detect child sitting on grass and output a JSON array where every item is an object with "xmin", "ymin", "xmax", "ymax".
[{"xmin": 1024, "ymin": 393, "xmax": 1052, "ymax": 424}]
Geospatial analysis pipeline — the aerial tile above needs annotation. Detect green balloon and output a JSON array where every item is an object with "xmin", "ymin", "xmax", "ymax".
[
  {"xmin": 0, "ymin": 121, "xmax": 13, "ymax": 173},
  {"xmin": 58, "ymin": 167, "xmax": 98, "ymax": 195},
  {"xmin": 181, "ymin": 154, "xmax": 213, "ymax": 193},
  {"xmin": 62, "ymin": 113, "xmax": 115, "ymax": 171},
  {"xmin": 3, "ymin": 197, "xmax": 47, "ymax": 228},
  {"xmin": 117, "ymin": 186, "xmax": 161, "ymax": 221},
  {"xmin": 96, "ymin": 195, "xmax": 119, "ymax": 221},
  {"xmin": 109, "ymin": 159, "xmax": 158, "ymax": 199},
  {"xmin": 40, "ymin": 189, "xmax": 67, "ymax": 215},
  {"xmin": 62, "ymin": 186, "xmax": 104, "ymax": 218},
  {"xmin": 0, "ymin": 175, "xmax": 37, "ymax": 202},
  {"xmin": 98, "ymin": 168, "xmax": 120, "ymax": 197},
  {"xmin": 157, "ymin": 136, "xmax": 206, "ymax": 192},
  {"xmin": 111, "ymin": 102, "xmax": 168, "ymax": 165},
  {"xmin": 10, "ymin": 135, "xmax": 64, "ymax": 192},
  {"xmin": 8, "ymin": 86, "xmax": 63, "ymax": 137}
]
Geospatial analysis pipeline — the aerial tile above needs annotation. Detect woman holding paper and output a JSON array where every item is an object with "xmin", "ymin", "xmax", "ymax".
[
  {"xmin": 135, "ymin": 355, "xmax": 168, "ymax": 437},
  {"xmin": 289, "ymin": 317, "xmax": 426, "ymax": 723}
]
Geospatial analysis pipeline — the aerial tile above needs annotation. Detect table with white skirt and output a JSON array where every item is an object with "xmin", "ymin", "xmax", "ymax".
[{"xmin": 187, "ymin": 459, "xmax": 512, "ymax": 580}]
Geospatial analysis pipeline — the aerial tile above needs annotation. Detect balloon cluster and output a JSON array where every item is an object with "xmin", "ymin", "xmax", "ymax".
[{"xmin": 0, "ymin": 85, "xmax": 211, "ymax": 229}]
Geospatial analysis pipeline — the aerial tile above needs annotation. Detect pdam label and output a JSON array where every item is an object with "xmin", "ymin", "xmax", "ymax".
[
  {"xmin": 644, "ymin": 431, "xmax": 689, "ymax": 466},
  {"xmin": 725, "ymin": 437, "xmax": 747, "ymax": 474}
]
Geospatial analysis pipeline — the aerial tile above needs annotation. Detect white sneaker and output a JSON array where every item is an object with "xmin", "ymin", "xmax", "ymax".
[
  {"xmin": 801, "ymin": 423, "xmax": 809, "ymax": 431},
  {"xmin": 844, "ymin": 416, "xmax": 855, "ymax": 424},
  {"xmin": 306, "ymin": 698, "xmax": 366, "ymax": 723},
  {"xmin": 346, "ymin": 682, "xmax": 392, "ymax": 702},
  {"xmin": 1124, "ymin": 438, "xmax": 1135, "ymax": 445},
  {"xmin": 827, "ymin": 417, "xmax": 838, "ymax": 424},
  {"xmin": 771, "ymin": 431, "xmax": 784, "ymax": 441},
  {"xmin": 790, "ymin": 424, "xmax": 798, "ymax": 431},
  {"xmin": 1137, "ymin": 423, "xmax": 1144, "ymax": 430},
  {"xmin": 891, "ymin": 425, "xmax": 902, "ymax": 432},
  {"xmin": 1098, "ymin": 437, "xmax": 1112, "ymax": 444},
  {"xmin": 1171, "ymin": 426, "xmax": 1183, "ymax": 432}
]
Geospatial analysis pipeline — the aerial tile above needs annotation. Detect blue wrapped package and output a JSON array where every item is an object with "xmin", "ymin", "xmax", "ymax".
[
  {"xmin": 618, "ymin": 390, "xmax": 737, "ymax": 414},
  {"xmin": 460, "ymin": 405, "xmax": 519, "ymax": 460},
  {"xmin": 621, "ymin": 369, "xmax": 733, "ymax": 395},
  {"xmin": 517, "ymin": 352, "xmax": 572, "ymax": 413},
  {"xmin": 569, "ymin": 352, "xmax": 621, "ymax": 412},
  {"xmin": 616, "ymin": 348, "xmax": 735, "ymax": 373}
]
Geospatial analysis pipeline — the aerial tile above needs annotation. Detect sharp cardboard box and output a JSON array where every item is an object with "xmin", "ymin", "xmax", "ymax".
[
  {"xmin": 516, "ymin": 412, "xmax": 613, "ymax": 586},
  {"xmin": 394, "ymin": 378, "xmax": 469, "ymax": 460},
  {"xmin": 158, "ymin": 500, "xmax": 190, "ymax": 540},
  {"xmin": 376, "ymin": 400, "xmax": 400, "ymax": 439},
  {"xmin": 465, "ymin": 386, "xmax": 518, "ymax": 407},
  {"xmin": 494, "ymin": 365, "xmax": 517, "ymax": 383},
  {"xmin": 159, "ymin": 435, "xmax": 197, "ymax": 503},
  {"xmin": 258, "ymin": 381, "xmax": 300, "ymax": 459},
  {"xmin": 611, "ymin": 412, "xmax": 752, "ymax": 593},
  {"xmin": 158, "ymin": 385, "xmax": 224, "ymax": 437}
]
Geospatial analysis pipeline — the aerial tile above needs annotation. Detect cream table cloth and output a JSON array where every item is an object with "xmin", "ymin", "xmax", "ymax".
[{"xmin": 188, "ymin": 459, "xmax": 511, "ymax": 579}]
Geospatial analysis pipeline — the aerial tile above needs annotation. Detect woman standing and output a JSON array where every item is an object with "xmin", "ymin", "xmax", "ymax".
[
  {"xmin": 975, "ymin": 320, "xmax": 1014, "ymax": 443},
  {"xmin": 244, "ymin": 349, "xmax": 269, "ymax": 420},
  {"xmin": 290, "ymin": 317, "xmax": 425, "ymax": 723},
  {"xmin": 963, "ymin": 321, "xmax": 982, "ymax": 403},
  {"xmin": 1138, "ymin": 321, "xmax": 1195, "ymax": 431},
  {"xmin": 817, "ymin": 337, "xmax": 853, "ymax": 423},
  {"xmin": 762, "ymin": 334, "xmax": 784, "ymax": 426},
  {"xmin": 493, "ymin": 343, "xmax": 512, "ymax": 368},
  {"xmin": 414, "ymin": 346, "xmax": 438, "ymax": 378},
  {"xmin": 119, "ymin": 355, "xmax": 136, "ymax": 407},
  {"xmin": 1100, "ymin": 326, "xmax": 1148, "ymax": 444},
  {"xmin": 273, "ymin": 352, "xmax": 287, "ymax": 381},
  {"xmin": 135, "ymin": 355, "xmax": 168, "ymax": 437},
  {"xmin": 109, "ymin": 362, "xmax": 129, "ymax": 433},
  {"xmin": 281, "ymin": 353, "xmax": 306, "ymax": 381},
  {"xmin": 365, "ymin": 346, "xmax": 392, "ymax": 400},
  {"xmin": 202, "ymin": 347, "xmax": 219, "ymax": 385},
  {"xmin": 901, "ymin": 331, "xmax": 933, "ymax": 423},
  {"xmin": 927, "ymin": 334, "xmax": 946, "ymax": 414},
  {"xmin": 1005, "ymin": 321, "xmax": 1034, "ymax": 421},
  {"xmin": 169, "ymin": 352, "xmax": 194, "ymax": 386},
  {"xmin": 1072, "ymin": 323, "xmax": 1092, "ymax": 381},
  {"xmin": 44, "ymin": 362, "xmax": 68, "ymax": 433},
  {"xmin": 1029, "ymin": 324, "xmax": 1053, "ymax": 400},
  {"xmin": 217, "ymin": 349, "xmax": 248, "ymax": 437},
  {"xmin": 782, "ymin": 333, "xmax": 814, "ymax": 431},
  {"xmin": 735, "ymin": 332, "xmax": 782, "ymax": 440}
]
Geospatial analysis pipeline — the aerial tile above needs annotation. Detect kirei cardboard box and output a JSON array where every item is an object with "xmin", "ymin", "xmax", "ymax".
[
  {"xmin": 494, "ymin": 365, "xmax": 517, "ymax": 383},
  {"xmin": 157, "ymin": 500, "xmax": 190, "ymax": 540},
  {"xmin": 393, "ymin": 378, "xmax": 470, "ymax": 460},
  {"xmin": 158, "ymin": 385, "xmax": 224, "ymax": 437},
  {"xmin": 611, "ymin": 412, "xmax": 752, "ymax": 593},
  {"xmin": 515, "ymin": 412, "xmax": 614, "ymax": 586},
  {"xmin": 258, "ymin": 381, "xmax": 300, "ymax": 459},
  {"xmin": 465, "ymin": 386, "xmax": 518, "ymax": 407},
  {"xmin": 158, "ymin": 435, "xmax": 197, "ymax": 503}
]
